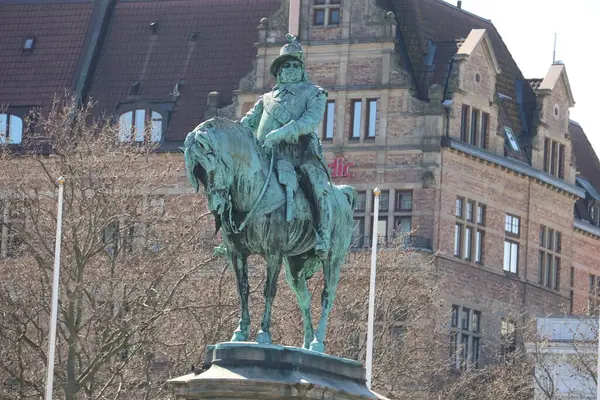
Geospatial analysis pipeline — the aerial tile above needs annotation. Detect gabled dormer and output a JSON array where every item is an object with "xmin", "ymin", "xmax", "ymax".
[
  {"xmin": 454, "ymin": 29, "xmax": 501, "ymax": 102},
  {"xmin": 451, "ymin": 29, "xmax": 501, "ymax": 151},
  {"xmin": 531, "ymin": 64, "xmax": 576, "ymax": 183}
]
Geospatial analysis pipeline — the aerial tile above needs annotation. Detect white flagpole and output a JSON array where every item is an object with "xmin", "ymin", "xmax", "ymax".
[
  {"xmin": 45, "ymin": 176, "xmax": 65, "ymax": 400},
  {"xmin": 366, "ymin": 187, "xmax": 381, "ymax": 390}
]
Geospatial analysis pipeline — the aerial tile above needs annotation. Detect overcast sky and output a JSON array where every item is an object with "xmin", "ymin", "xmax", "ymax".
[{"xmin": 442, "ymin": 0, "xmax": 599, "ymax": 156}]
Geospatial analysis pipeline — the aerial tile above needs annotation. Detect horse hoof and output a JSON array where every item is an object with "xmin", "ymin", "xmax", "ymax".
[
  {"xmin": 231, "ymin": 329, "xmax": 248, "ymax": 342},
  {"xmin": 309, "ymin": 340, "xmax": 325, "ymax": 353},
  {"xmin": 256, "ymin": 330, "xmax": 272, "ymax": 344}
]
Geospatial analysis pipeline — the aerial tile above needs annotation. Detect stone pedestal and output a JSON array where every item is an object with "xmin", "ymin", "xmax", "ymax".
[{"xmin": 168, "ymin": 342, "xmax": 388, "ymax": 400}]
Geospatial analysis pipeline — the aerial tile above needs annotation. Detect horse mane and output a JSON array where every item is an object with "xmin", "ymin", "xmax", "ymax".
[{"xmin": 205, "ymin": 117, "xmax": 263, "ymax": 171}]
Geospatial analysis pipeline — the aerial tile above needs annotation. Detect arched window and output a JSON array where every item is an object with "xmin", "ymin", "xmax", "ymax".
[
  {"xmin": 0, "ymin": 114, "xmax": 23, "ymax": 144},
  {"xmin": 118, "ymin": 109, "xmax": 162, "ymax": 142}
]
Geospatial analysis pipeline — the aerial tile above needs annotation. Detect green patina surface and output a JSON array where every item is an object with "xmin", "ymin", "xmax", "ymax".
[{"xmin": 182, "ymin": 34, "xmax": 357, "ymax": 353}]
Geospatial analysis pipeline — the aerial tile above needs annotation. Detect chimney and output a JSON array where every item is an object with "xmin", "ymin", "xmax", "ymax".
[
  {"xmin": 288, "ymin": 0, "xmax": 300, "ymax": 37},
  {"xmin": 457, "ymin": 1, "xmax": 462, "ymax": 8},
  {"xmin": 205, "ymin": 91, "xmax": 220, "ymax": 119}
]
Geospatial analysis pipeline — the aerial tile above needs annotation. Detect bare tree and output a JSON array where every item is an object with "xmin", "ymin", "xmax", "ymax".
[{"xmin": 0, "ymin": 97, "xmax": 231, "ymax": 399}]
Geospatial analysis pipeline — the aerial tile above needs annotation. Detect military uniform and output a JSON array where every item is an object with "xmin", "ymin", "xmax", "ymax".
[{"xmin": 239, "ymin": 34, "xmax": 332, "ymax": 258}]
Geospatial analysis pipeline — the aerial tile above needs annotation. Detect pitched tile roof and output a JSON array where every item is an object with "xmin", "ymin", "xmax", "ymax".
[
  {"xmin": 0, "ymin": 0, "xmax": 94, "ymax": 109},
  {"xmin": 86, "ymin": 0, "xmax": 281, "ymax": 142},
  {"xmin": 570, "ymin": 120, "xmax": 600, "ymax": 221},
  {"xmin": 383, "ymin": 0, "xmax": 536, "ymax": 150},
  {"xmin": 527, "ymin": 78, "xmax": 543, "ymax": 94}
]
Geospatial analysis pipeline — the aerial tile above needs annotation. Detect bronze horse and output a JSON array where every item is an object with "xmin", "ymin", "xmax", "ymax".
[{"xmin": 183, "ymin": 117, "xmax": 356, "ymax": 352}]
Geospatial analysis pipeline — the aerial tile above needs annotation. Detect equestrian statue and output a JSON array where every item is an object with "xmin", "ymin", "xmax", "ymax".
[{"xmin": 182, "ymin": 34, "xmax": 357, "ymax": 353}]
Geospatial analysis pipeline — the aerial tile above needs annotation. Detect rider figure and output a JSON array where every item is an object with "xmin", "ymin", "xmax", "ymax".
[{"xmin": 239, "ymin": 34, "xmax": 332, "ymax": 259}]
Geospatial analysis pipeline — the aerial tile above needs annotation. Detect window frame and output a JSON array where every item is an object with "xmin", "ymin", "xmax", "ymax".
[
  {"xmin": 543, "ymin": 138, "xmax": 566, "ymax": 179},
  {"xmin": 395, "ymin": 190, "xmax": 413, "ymax": 211},
  {"xmin": 0, "ymin": 113, "xmax": 24, "ymax": 145},
  {"xmin": 350, "ymin": 99, "xmax": 362, "ymax": 140},
  {"xmin": 455, "ymin": 197, "xmax": 486, "ymax": 265},
  {"xmin": 505, "ymin": 214, "xmax": 521, "ymax": 237},
  {"xmin": 538, "ymin": 225, "xmax": 562, "ymax": 290},
  {"xmin": 450, "ymin": 305, "xmax": 482, "ymax": 370},
  {"xmin": 322, "ymin": 100, "xmax": 335, "ymax": 141},
  {"xmin": 312, "ymin": 0, "xmax": 341, "ymax": 27},
  {"xmin": 503, "ymin": 239, "xmax": 519, "ymax": 275},
  {"xmin": 366, "ymin": 98, "xmax": 377, "ymax": 139},
  {"xmin": 118, "ymin": 108, "xmax": 163, "ymax": 143}
]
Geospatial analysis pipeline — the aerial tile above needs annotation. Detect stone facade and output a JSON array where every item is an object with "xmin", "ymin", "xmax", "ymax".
[
  {"xmin": 1, "ymin": 0, "xmax": 599, "ymax": 374},
  {"xmin": 226, "ymin": 0, "xmax": 600, "ymax": 369}
]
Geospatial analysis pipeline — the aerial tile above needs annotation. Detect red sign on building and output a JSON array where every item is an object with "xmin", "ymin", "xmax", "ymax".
[{"xmin": 328, "ymin": 157, "xmax": 355, "ymax": 178}]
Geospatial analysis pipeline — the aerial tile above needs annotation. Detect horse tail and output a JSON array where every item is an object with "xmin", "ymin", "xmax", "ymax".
[{"xmin": 338, "ymin": 185, "xmax": 358, "ymax": 211}]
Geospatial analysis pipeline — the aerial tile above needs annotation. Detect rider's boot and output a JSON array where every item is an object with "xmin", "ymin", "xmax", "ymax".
[{"xmin": 314, "ymin": 193, "xmax": 332, "ymax": 260}]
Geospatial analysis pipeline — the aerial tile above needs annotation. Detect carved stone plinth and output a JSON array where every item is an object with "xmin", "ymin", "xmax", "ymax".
[{"xmin": 168, "ymin": 342, "xmax": 388, "ymax": 400}]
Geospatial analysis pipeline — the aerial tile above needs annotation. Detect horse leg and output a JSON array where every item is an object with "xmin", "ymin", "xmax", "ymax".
[
  {"xmin": 284, "ymin": 256, "xmax": 315, "ymax": 349},
  {"xmin": 229, "ymin": 252, "xmax": 250, "ymax": 342},
  {"xmin": 257, "ymin": 254, "xmax": 282, "ymax": 344},
  {"xmin": 310, "ymin": 254, "xmax": 343, "ymax": 353}
]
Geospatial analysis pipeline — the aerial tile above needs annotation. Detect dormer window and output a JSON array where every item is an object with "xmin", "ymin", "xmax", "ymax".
[
  {"xmin": 504, "ymin": 127, "xmax": 520, "ymax": 152},
  {"xmin": 118, "ymin": 109, "xmax": 162, "ymax": 142},
  {"xmin": 543, "ymin": 138, "xmax": 565, "ymax": 179},
  {"xmin": 0, "ymin": 114, "xmax": 23, "ymax": 144},
  {"xmin": 23, "ymin": 37, "xmax": 35, "ymax": 51}
]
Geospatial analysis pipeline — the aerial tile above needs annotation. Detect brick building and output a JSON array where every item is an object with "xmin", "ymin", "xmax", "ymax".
[{"xmin": 1, "ymin": 0, "xmax": 599, "ymax": 370}]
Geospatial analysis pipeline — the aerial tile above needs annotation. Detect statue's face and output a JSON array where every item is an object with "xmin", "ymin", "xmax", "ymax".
[{"xmin": 278, "ymin": 60, "xmax": 303, "ymax": 84}]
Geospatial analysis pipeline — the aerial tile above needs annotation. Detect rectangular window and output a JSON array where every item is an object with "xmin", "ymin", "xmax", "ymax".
[
  {"xmin": 464, "ymin": 226, "xmax": 473, "ymax": 260},
  {"xmin": 544, "ymin": 138, "xmax": 565, "ymax": 178},
  {"xmin": 466, "ymin": 200, "xmax": 474, "ymax": 222},
  {"xmin": 375, "ymin": 217, "xmax": 388, "ymax": 246},
  {"xmin": 501, "ymin": 319, "xmax": 517, "ymax": 356},
  {"xmin": 504, "ymin": 127, "xmax": 520, "ymax": 151},
  {"xmin": 366, "ymin": 99, "xmax": 377, "ymax": 138},
  {"xmin": 475, "ymin": 230, "xmax": 484, "ymax": 263},
  {"xmin": 451, "ymin": 305, "xmax": 482, "ymax": 370},
  {"xmin": 374, "ymin": 190, "xmax": 389, "ymax": 212},
  {"xmin": 351, "ymin": 100, "xmax": 362, "ymax": 139},
  {"xmin": 550, "ymin": 141, "xmax": 558, "ymax": 176},
  {"xmin": 455, "ymin": 198, "xmax": 486, "ymax": 265},
  {"xmin": 119, "ymin": 112, "xmax": 133, "ymax": 141},
  {"xmin": 544, "ymin": 138, "xmax": 551, "ymax": 173},
  {"xmin": 456, "ymin": 197, "xmax": 464, "ymax": 218},
  {"xmin": 558, "ymin": 144, "xmax": 565, "ymax": 179},
  {"xmin": 480, "ymin": 112, "xmax": 489, "ymax": 149},
  {"xmin": 539, "ymin": 225, "xmax": 562, "ymax": 290},
  {"xmin": 454, "ymin": 223, "xmax": 462, "ymax": 257},
  {"xmin": 503, "ymin": 240, "xmax": 519, "ymax": 274},
  {"xmin": 355, "ymin": 191, "xmax": 366, "ymax": 212},
  {"xmin": 505, "ymin": 214, "xmax": 520, "ymax": 236},
  {"xmin": 134, "ymin": 109, "xmax": 146, "ymax": 142},
  {"xmin": 323, "ymin": 101, "xmax": 335, "ymax": 140},
  {"xmin": 394, "ymin": 216, "xmax": 412, "ymax": 236},
  {"xmin": 395, "ymin": 191, "xmax": 413, "ymax": 211},
  {"xmin": 476, "ymin": 204, "xmax": 486, "ymax": 225},
  {"xmin": 329, "ymin": 7, "xmax": 340, "ymax": 24},
  {"xmin": 470, "ymin": 109, "xmax": 479, "ymax": 145},
  {"xmin": 590, "ymin": 275, "xmax": 600, "ymax": 296},
  {"xmin": 313, "ymin": 0, "xmax": 340, "ymax": 27},
  {"xmin": 351, "ymin": 217, "xmax": 365, "ymax": 249},
  {"xmin": 460, "ymin": 105, "xmax": 469, "ymax": 142},
  {"xmin": 313, "ymin": 9, "xmax": 325, "ymax": 25}
]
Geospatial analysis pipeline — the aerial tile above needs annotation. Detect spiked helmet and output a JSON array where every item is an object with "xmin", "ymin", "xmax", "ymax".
[{"xmin": 270, "ymin": 33, "xmax": 305, "ymax": 77}]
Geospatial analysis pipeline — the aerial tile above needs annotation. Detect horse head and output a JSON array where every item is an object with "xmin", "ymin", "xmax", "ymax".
[{"xmin": 183, "ymin": 120, "xmax": 235, "ymax": 215}]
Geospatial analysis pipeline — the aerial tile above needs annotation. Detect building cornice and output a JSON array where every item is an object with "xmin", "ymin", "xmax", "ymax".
[
  {"xmin": 574, "ymin": 219, "xmax": 600, "ymax": 238},
  {"xmin": 446, "ymin": 138, "xmax": 585, "ymax": 198}
]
